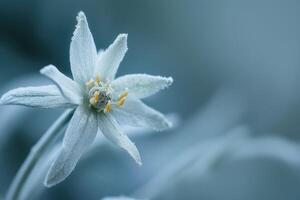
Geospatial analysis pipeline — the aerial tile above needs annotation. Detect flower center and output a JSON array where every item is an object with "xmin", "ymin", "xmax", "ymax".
[
  {"xmin": 88, "ymin": 86, "xmax": 111, "ymax": 112},
  {"xmin": 86, "ymin": 74, "xmax": 128, "ymax": 113}
]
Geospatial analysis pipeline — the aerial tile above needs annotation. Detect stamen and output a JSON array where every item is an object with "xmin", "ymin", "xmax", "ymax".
[
  {"xmin": 85, "ymin": 79, "xmax": 95, "ymax": 89},
  {"xmin": 118, "ymin": 90, "xmax": 128, "ymax": 101},
  {"xmin": 104, "ymin": 102, "xmax": 111, "ymax": 113},
  {"xmin": 117, "ymin": 90, "xmax": 129, "ymax": 107},
  {"xmin": 87, "ymin": 74, "xmax": 129, "ymax": 112},
  {"xmin": 89, "ymin": 97, "xmax": 96, "ymax": 105},
  {"xmin": 95, "ymin": 74, "xmax": 101, "ymax": 85},
  {"xmin": 88, "ymin": 78, "xmax": 112, "ymax": 112},
  {"xmin": 117, "ymin": 97, "xmax": 126, "ymax": 107},
  {"xmin": 93, "ymin": 91, "xmax": 100, "ymax": 104}
]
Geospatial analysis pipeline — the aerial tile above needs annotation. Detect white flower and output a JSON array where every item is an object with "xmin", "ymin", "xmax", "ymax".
[{"xmin": 0, "ymin": 11, "xmax": 173, "ymax": 187}]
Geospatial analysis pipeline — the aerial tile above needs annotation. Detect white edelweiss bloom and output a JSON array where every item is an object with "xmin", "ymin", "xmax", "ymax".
[{"xmin": 0, "ymin": 11, "xmax": 173, "ymax": 187}]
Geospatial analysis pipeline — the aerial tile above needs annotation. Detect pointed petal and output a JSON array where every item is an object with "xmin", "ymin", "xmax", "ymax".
[
  {"xmin": 95, "ymin": 34, "xmax": 128, "ymax": 81},
  {"xmin": 70, "ymin": 11, "xmax": 97, "ymax": 85},
  {"xmin": 112, "ymin": 74, "xmax": 173, "ymax": 99},
  {"xmin": 111, "ymin": 98, "xmax": 172, "ymax": 131},
  {"xmin": 98, "ymin": 113, "xmax": 142, "ymax": 165},
  {"xmin": 40, "ymin": 65, "xmax": 83, "ymax": 104},
  {"xmin": 0, "ymin": 85, "xmax": 73, "ymax": 108},
  {"xmin": 45, "ymin": 106, "xmax": 98, "ymax": 187}
]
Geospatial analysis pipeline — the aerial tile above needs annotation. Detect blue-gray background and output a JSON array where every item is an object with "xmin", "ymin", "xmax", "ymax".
[{"xmin": 1, "ymin": 0, "xmax": 300, "ymax": 200}]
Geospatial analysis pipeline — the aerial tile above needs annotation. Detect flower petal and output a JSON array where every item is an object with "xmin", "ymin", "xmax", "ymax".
[
  {"xmin": 45, "ymin": 106, "xmax": 98, "ymax": 187},
  {"xmin": 70, "ymin": 11, "xmax": 97, "ymax": 85},
  {"xmin": 112, "ymin": 74, "xmax": 173, "ymax": 99},
  {"xmin": 0, "ymin": 85, "xmax": 73, "ymax": 108},
  {"xmin": 98, "ymin": 113, "xmax": 142, "ymax": 165},
  {"xmin": 111, "ymin": 98, "xmax": 172, "ymax": 131},
  {"xmin": 40, "ymin": 64, "xmax": 83, "ymax": 104},
  {"xmin": 95, "ymin": 34, "xmax": 128, "ymax": 81}
]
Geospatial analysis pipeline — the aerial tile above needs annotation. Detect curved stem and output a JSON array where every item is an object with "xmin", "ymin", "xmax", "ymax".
[{"xmin": 6, "ymin": 109, "xmax": 74, "ymax": 200}]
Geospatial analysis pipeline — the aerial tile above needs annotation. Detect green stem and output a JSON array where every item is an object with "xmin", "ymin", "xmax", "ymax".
[{"xmin": 6, "ymin": 109, "xmax": 74, "ymax": 200}]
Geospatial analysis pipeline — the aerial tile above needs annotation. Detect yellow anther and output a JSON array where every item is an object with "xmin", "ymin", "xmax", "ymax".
[
  {"xmin": 117, "ymin": 97, "xmax": 126, "ymax": 107},
  {"xmin": 89, "ymin": 97, "xmax": 96, "ymax": 105},
  {"xmin": 104, "ymin": 102, "xmax": 111, "ymax": 113},
  {"xmin": 118, "ymin": 91, "xmax": 128, "ymax": 101},
  {"xmin": 89, "ymin": 91, "xmax": 100, "ymax": 107},
  {"xmin": 95, "ymin": 74, "xmax": 101, "ymax": 85},
  {"xmin": 86, "ymin": 79, "xmax": 95, "ymax": 88},
  {"xmin": 93, "ymin": 91, "xmax": 100, "ymax": 103}
]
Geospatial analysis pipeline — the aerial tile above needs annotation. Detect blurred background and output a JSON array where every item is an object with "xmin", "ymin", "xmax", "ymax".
[{"xmin": 1, "ymin": 0, "xmax": 300, "ymax": 199}]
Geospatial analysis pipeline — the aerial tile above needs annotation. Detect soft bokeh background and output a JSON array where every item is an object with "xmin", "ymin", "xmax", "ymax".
[{"xmin": 1, "ymin": 0, "xmax": 300, "ymax": 199}]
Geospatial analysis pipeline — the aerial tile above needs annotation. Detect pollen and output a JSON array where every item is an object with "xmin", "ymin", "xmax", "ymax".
[
  {"xmin": 117, "ymin": 90, "xmax": 128, "ymax": 107},
  {"xmin": 117, "ymin": 97, "xmax": 126, "ymax": 107},
  {"xmin": 118, "ymin": 90, "xmax": 128, "ymax": 100},
  {"xmin": 104, "ymin": 102, "xmax": 111, "ymax": 113},
  {"xmin": 85, "ymin": 79, "xmax": 95, "ymax": 89},
  {"xmin": 95, "ymin": 74, "xmax": 101, "ymax": 85}
]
